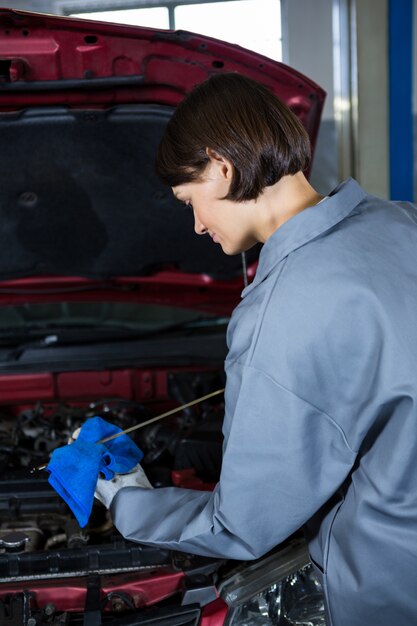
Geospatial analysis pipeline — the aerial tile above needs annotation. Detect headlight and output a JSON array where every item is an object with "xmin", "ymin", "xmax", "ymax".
[{"xmin": 220, "ymin": 539, "xmax": 326, "ymax": 626}]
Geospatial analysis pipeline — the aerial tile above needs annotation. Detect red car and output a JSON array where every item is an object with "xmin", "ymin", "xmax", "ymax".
[{"xmin": 0, "ymin": 8, "xmax": 326, "ymax": 625}]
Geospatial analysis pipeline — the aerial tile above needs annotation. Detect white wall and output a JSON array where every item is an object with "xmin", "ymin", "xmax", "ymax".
[
  {"xmin": 283, "ymin": 0, "xmax": 337, "ymax": 193},
  {"xmin": 284, "ymin": 0, "xmax": 334, "ymax": 120},
  {"xmin": 285, "ymin": 0, "xmax": 391, "ymax": 198}
]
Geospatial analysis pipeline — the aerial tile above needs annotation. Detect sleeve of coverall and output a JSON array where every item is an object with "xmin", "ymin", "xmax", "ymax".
[{"xmin": 110, "ymin": 362, "xmax": 357, "ymax": 560}]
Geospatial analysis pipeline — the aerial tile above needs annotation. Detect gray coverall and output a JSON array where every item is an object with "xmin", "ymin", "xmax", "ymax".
[{"xmin": 112, "ymin": 178, "xmax": 417, "ymax": 626}]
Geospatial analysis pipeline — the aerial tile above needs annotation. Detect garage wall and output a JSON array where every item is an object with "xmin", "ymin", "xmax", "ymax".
[
  {"xmin": 286, "ymin": 0, "xmax": 396, "ymax": 200},
  {"xmin": 4, "ymin": 0, "xmax": 54, "ymax": 11},
  {"xmin": 284, "ymin": 0, "xmax": 338, "ymax": 195}
]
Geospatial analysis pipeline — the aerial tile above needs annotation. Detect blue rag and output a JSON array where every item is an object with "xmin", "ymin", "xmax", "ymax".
[{"xmin": 47, "ymin": 416, "xmax": 144, "ymax": 528}]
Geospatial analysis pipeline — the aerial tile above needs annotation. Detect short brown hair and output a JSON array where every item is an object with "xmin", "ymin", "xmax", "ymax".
[{"xmin": 156, "ymin": 72, "xmax": 311, "ymax": 202}]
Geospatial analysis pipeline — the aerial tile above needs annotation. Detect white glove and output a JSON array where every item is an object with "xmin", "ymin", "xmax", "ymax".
[
  {"xmin": 94, "ymin": 463, "xmax": 153, "ymax": 508},
  {"xmin": 68, "ymin": 427, "xmax": 81, "ymax": 444}
]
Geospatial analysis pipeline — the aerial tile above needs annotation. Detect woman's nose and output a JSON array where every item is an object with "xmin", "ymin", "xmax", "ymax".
[{"xmin": 194, "ymin": 213, "xmax": 208, "ymax": 235}]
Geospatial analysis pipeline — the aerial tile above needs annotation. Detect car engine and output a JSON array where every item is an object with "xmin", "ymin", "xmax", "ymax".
[{"xmin": 0, "ymin": 368, "xmax": 226, "ymax": 625}]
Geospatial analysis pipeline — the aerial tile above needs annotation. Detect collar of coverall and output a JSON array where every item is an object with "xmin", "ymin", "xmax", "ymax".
[{"xmin": 241, "ymin": 177, "xmax": 367, "ymax": 298}]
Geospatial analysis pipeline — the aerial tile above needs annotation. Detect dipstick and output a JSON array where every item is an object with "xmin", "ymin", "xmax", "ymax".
[{"xmin": 31, "ymin": 387, "xmax": 225, "ymax": 473}]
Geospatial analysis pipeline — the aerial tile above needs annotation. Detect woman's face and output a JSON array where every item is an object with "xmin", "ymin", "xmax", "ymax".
[{"xmin": 172, "ymin": 156, "xmax": 259, "ymax": 256}]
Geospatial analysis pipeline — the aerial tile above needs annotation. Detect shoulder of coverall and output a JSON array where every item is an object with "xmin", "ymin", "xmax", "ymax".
[{"xmin": 240, "ymin": 177, "xmax": 367, "ymax": 299}]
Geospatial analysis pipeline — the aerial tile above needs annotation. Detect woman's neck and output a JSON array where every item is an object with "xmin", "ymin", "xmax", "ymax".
[{"xmin": 254, "ymin": 172, "xmax": 324, "ymax": 243}]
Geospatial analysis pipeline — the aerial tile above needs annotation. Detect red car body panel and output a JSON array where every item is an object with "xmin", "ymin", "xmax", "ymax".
[
  {"xmin": 0, "ymin": 366, "xmax": 211, "ymax": 405},
  {"xmin": 0, "ymin": 274, "xmax": 256, "ymax": 316},
  {"xmin": 0, "ymin": 570, "xmax": 185, "ymax": 611},
  {"xmin": 200, "ymin": 599, "xmax": 229, "ymax": 625}
]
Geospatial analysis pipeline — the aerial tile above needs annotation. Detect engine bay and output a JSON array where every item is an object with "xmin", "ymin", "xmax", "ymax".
[{"xmin": 0, "ymin": 367, "xmax": 226, "ymax": 624}]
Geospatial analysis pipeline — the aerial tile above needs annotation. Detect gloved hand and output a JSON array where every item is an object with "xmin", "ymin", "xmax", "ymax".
[
  {"xmin": 95, "ymin": 462, "xmax": 153, "ymax": 508},
  {"xmin": 69, "ymin": 426, "xmax": 152, "ymax": 509},
  {"xmin": 48, "ymin": 417, "xmax": 147, "ymax": 527}
]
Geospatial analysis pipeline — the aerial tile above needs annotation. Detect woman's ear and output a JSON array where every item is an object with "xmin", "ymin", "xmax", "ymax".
[{"xmin": 205, "ymin": 147, "xmax": 234, "ymax": 181}]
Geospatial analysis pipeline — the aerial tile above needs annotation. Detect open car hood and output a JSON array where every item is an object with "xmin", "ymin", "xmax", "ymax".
[{"xmin": 0, "ymin": 8, "xmax": 325, "ymax": 314}]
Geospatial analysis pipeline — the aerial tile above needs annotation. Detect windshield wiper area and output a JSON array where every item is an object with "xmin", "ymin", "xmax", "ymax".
[
  {"xmin": 1, "ymin": 317, "xmax": 229, "ymax": 362},
  {"xmin": 4, "ymin": 333, "xmax": 59, "ymax": 362}
]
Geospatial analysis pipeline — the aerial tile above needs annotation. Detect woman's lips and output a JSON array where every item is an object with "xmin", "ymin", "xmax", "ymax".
[{"xmin": 211, "ymin": 233, "xmax": 220, "ymax": 243}]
